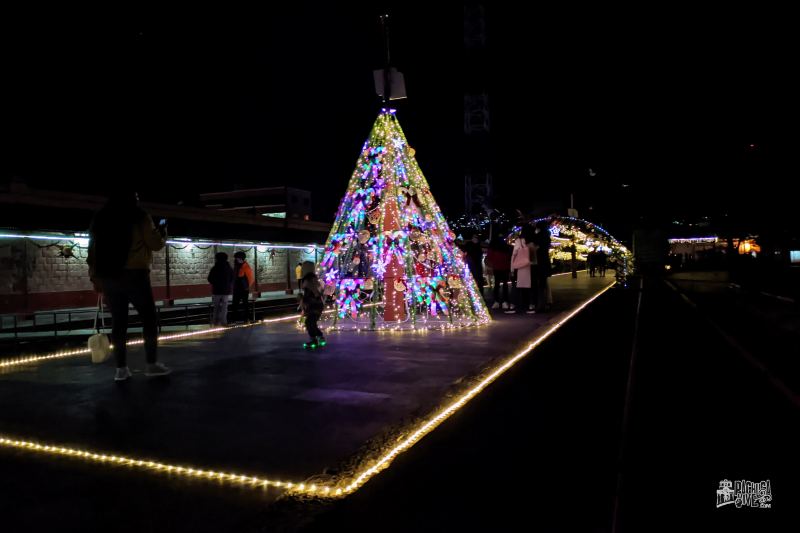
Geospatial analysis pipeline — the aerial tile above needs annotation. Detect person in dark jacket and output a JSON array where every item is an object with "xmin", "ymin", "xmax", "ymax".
[
  {"xmin": 486, "ymin": 236, "xmax": 513, "ymax": 310},
  {"xmin": 208, "ymin": 252, "xmax": 234, "ymax": 326},
  {"xmin": 533, "ymin": 221, "xmax": 552, "ymax": 312},
  {"xmin": 87, "ymin": 190, "xmax": 170, "ymax": 382},
  {"xmin": 463, "ymin": 234, "xmax": 486, "ymax": 293},
  {"xmin": 300, "ymin": 272, "xmax": 325, "ymax": 349},
  {"xmin": 232, "ymin": 251, "xmax": 255, "ymax": 323}
]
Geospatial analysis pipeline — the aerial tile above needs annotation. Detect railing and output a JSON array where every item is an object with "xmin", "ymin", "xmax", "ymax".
[{"xmin": 0, "ymin": 297, "xmax": 298, "ymax": 350}]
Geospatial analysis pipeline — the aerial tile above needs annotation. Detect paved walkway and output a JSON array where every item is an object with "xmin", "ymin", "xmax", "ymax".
[{"xmin": 0, "ymin": 272, "xmax": 613, "ymax": 501}]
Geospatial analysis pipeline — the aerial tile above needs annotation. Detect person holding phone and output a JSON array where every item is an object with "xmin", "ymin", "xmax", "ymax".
[{"xmin": 87, "ymin": 191, "xmax": 171, "ymax": 382}]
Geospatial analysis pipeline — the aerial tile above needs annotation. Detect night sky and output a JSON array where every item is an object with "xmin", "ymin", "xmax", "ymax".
[{"xmin": 4, "ymin": 5, "xmax": 798, "ymax": 239}]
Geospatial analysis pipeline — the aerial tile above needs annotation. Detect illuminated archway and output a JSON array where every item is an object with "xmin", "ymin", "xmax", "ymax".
[{"xmin": 513, "ymin": 216, "xmax": 632, "ymax": 274}]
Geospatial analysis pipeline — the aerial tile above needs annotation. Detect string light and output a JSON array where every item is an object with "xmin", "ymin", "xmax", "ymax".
[
  {"xmin": 335, "ymin": 281, "xmax": 616, "ymax": 495},
  {"xmin": 0, "ymin": 434, "xmax": 313, "ymax": 493},
  {"xmin": 667, "ymin": 236, "xmax": 718, "ymax": 244},
  {"xmin": 1, "ymin": 283, "xmax": 613, "ymax": 499},
  {"xmin": 0, "ymin": 232, "xmax": 322, "ymax": 252},
  {"xmin": 318, "ymin": 109, "xmax": 490, "ymax": 330},
  {"xmin": 0, "ymin": 233, "xmax": 89, "ymax": 247},
  {"xmin": 0, "ymin": 312, "xmax": 306, "ymax": 371}
]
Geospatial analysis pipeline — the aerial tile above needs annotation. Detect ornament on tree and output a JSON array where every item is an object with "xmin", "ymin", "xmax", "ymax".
[
  {"xmin": 399, "ymin": 186, "xmax": 420, "ymax": 208},
  {"xmin": 448, "ymin": 276, "xmax": 463, "ymax": 289},
  {"xmin": 358, "ymin": 230, "xmax": 371, "ymax": 244},
  {"xmin": 367, "ymin": 208, "xmax": 381, "ymax": 226},
  {"xmin": 394, "ymin": 279, "xmax": 408, "ymax": 292}
]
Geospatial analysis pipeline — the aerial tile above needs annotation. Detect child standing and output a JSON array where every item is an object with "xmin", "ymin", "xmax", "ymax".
[{"xmin": 300, "ymin": 272, "xmax": 326, "ymax": 349}]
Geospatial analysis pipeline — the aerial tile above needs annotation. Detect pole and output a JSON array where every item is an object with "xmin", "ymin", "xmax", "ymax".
[
  {"xmin": 571, "ymin": 238, "xmax": 578, "ymax": 279},
  {"xmin": 380, "ymin": 14, "xmax": 391, "ymax": 103},
  {"xmin": 285, "ymin": 249, "xmax": 293, "ymax": 295},
  {"xmin": 165, "ymin": 244, "xmax": 172, "ymax": 303},
  {"xmin": 253, "ymin": 246, "xmax": 260, "ymax": 295}
]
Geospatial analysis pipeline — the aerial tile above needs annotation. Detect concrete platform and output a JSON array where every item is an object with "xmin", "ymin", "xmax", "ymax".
[{"xmin": 0, "ymin": 272, "xmax": 613, "ymax": 499}]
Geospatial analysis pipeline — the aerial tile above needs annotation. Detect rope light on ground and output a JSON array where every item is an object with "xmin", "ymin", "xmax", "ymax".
[
  {"xmin": 336, "ymin": 281, "xmax": 616, "ymax": 496},
  {"xmin": 0, "ymin": 282, "xmax": 614, "ymax": 500},
  {"xmin": 0, "ymin": 313, "xmax": 303, "ymax": 371},
  {"xmin": 0, "ymin": 435, "xmax": 316, "ymax": 494}
]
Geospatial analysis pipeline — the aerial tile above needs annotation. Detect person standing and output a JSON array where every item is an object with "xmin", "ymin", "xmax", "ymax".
[
  {"xmin": 597, "ymin": 250, "xmax": 607, "ymax": 277},
  {"xmin": 87, "ymin": 191, "xmax": 171, "ymax": 382},
  {"xmin": 295, "ymin": 262, "xmax": 303, "ymax": 292},
  {"xmin": 300, "ymin": 272, "xmax": 326, "ymax": 349},
  {"xmin": 208, "ymin": 252, "xmax": 234, "ymax": 326},
  {"xmin": 232, "ymin": 251, "xmax": 255, "ymax": 323},
  {"xmin": 464, "ymin": 234, "xmax": 486, "ymax": 294},
  {"xmin": 486, "ymin": 236, "xmax": 512, "ymax": 310},
  {"xmin": 505, "ymin": 226, "xmax": 537, "ymax": 315},
  {"xmin": 534, "ymin": 221, "xmax": 552, "ymax": 312}
]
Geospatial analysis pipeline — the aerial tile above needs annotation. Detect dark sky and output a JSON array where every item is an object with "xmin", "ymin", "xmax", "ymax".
[{"xmin": 4, "ymin": 5, "xmax": 798, "ymax": 238}]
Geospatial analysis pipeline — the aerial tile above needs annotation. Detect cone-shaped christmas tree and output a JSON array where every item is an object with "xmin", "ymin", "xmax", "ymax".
[{"xmin": 319, "ymin": 109, "xmax": 490, "ymax": 330}]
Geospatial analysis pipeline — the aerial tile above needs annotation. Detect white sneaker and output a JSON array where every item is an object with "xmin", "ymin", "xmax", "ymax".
[
  {"xmin": 528, "ymin": 305, "xmax": 535, "ymax": 310},
  {"xmin": 509, "ymin": 304, "xmax": 515, "ymax": 310},
  {"xmin": 501, "ymin": 302, "xmax": 509, "ymax": 310},
  {"xmin": 526, "ymin": 309, "xmax": 537, "ymax": 314},
  {"xmin": 145, "ymin": 362, "xmax": 172, "ymax": 377},
  {"xmin": 491, "ymin": 302, "xmax": 500, "ymax": 309},
  {"xmin": 114, "ymin": 367, "xmax": 132, "ymax": 382}
]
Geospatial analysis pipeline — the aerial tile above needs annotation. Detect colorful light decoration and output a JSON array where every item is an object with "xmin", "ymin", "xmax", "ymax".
[
  {"xmin": 512, "ymin": 216, "xmax": 633, "ymax": 277},
  {"xmin": 320, "ymin": 109, "xmax": 490, "ymax": 330}
]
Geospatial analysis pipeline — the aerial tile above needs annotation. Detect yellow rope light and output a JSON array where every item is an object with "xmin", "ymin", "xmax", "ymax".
[
  {"xmin": 337, "ymin": 281, "xmax": 616, "ymax": 495},
  {"xmin": 0, "ymin": 435, "xmax": 314, "ymax": 493},
  {"xmin": 0, "ymin": 312, "xmax": 303, "ymax": 371},
  {"xmin": 0, "ymin": 282, "xmax": 614, "ymax": 499}
]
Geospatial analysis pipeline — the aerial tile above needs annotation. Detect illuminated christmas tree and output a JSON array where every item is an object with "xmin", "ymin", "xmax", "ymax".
[{"xmin": 319, "ymin": 108, "xmax": 490, "ymax": 330}]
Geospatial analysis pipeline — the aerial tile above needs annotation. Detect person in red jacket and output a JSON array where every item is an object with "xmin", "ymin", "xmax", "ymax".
[
  {"xmin": 486, "ymin": 236, "xmax": 513, "ymax": 310},
  {"xmin": 232, "ymin": 251, "xmax": 255, "ymax": 323}
]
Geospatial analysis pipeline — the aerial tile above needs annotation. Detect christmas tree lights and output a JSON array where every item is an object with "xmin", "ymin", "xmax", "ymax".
[{"xmin": 319, "ymin": 109, "xmax": 490, "ymax": 330}]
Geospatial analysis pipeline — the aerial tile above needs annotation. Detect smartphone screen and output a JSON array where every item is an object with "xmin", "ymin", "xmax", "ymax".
[{"xmin": 159, "ymin": 218, "xmax": 167, "ymax": 226}]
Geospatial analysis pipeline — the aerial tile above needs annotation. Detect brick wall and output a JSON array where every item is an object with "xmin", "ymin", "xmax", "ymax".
[{"xmin": 0, "ymin": 237, "xmax": 320, "ymax": 313}]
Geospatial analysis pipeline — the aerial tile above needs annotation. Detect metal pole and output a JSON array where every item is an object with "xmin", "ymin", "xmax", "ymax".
[
  {"xmin": 286, "ymin": 249, "xmax": 293, "ymax": 295},
  {"xmin": 165, "ymin": 244, "xmax": 172, "ymax": 303},
  {"xmin": 380, "ymin": 14, "xmax": 391, "ymax": 103},
  {"xmin": 253, "ymin": 246, "xmax": 260, "ymax": 294}
]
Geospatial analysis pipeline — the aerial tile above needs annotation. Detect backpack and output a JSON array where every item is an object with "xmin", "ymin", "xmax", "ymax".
[{"xmin": 511, "ymin": 241, "xmax": 531, "ymax": 270}]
